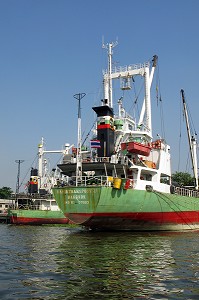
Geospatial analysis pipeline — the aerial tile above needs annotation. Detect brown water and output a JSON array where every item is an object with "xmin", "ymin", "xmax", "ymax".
[{"xmin": 0, "ymin": 224, "xmax": 199, "ymax": 299}]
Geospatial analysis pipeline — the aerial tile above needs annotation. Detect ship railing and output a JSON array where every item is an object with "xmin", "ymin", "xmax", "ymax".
[
  {"xmin": 11, "ymin": 204, "xmax": 52, "ymax": 210},
  {"xmin": 174, "ymin": 186, "xmax": 199, "ymax": 198},
  {"xmin": 75, "ymin": 175, "xmax": 109, "ymax": 187},
  {"xmin": 81, "ymin": 157, "xmax": 111, "ymax": 163},
  {"xmin": 73, "ymin": 175, "xmax": 135, "ymax": 188},
  {"xmin": 92, "ymin": 157, "xmax": 111, "ymax": 163},
  {"xmin": 88, "ymin": 156, "xmax": 128, "ymax": 165},
  {"xmin": 11, "ymin": 193, "xmax": 54, "ymax": 199},
  {"xmin": 103, "ymin": 62, "xmax": 150, "ymax": 75}
]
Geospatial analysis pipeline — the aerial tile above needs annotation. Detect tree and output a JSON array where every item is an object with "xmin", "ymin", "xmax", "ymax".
[
  {"xmin": 0, "ymin": 187, "xmax": 13, "ymax": 199},
  {"xmin": 171, "ymin": 172, "xmax": 195, "ymax": 187}
]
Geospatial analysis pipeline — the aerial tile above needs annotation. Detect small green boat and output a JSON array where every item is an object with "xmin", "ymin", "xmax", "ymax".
[
  {"xmin": 8, "ymin": 196, "xmax": 68, "ymax": 225},
  {"xmin": 8, "ymin": 139, "xmax": 69, "ymax": 225}
]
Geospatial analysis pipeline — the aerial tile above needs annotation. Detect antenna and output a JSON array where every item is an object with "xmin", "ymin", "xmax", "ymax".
[
  {"xmin": 15, "ymin": 159, "xmax": 25, "ymax": 195},
  {"xmin": 102, "ymin": 39, "xmax": 118, "ymax": 108},
  {"xmin": 102, "ymin": 35, "xmax": 105, "ymax": 48},
  {"xmin": 73, "ymin": 93, "xmax": 86, "ymax": 186},
  {"xmin": 102, "ymin": 38, "xmax": 118, "ymax": 50}
]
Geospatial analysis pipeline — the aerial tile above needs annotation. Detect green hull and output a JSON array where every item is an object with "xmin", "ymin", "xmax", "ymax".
[
  {"xmin": 53, "ymin": 186, "xmax": 199, "ymax": 231},
  {"xmin": 8, "ymin": 209, "xmax": 69, "ymax": 225}
]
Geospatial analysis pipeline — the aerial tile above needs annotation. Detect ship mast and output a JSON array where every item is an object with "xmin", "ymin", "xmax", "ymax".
[
  {"xmin": 74, "ymin": 93, "xmax": 86, "ymax": 185},
  {"xmin": 38, "ymin": 138, "xmax": 72, "ymax": 189},
  {"xmin": 138, "ymin": 55, "xmax": 158, "ymax": 131},
  {"xmin": 103, "ymin": 46, "xmax": 156, "ymax": 138},
  {"xmin": 102, "ymin": 40, "xmax": 118, "ymax": 108},
  {"xmin": 181, "ymin": 89, "xmax": 198, "ymax": 190}
]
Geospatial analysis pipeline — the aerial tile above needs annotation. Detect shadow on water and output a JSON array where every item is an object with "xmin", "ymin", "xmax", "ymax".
[{"xmin": 1, "ymin": 224, "xmax": 199, "ymax": 299}]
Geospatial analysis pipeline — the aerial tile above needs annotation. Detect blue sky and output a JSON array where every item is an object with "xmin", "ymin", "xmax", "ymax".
[{"xmin": 0, "ymin": 0, "xmax": 199, "ymax": 191}]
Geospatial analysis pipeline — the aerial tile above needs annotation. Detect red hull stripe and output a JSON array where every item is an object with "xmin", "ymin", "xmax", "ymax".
[
  {"xmin": 11, "ymin": 217, "xmax": 68, "ymax": 225},
  {"xmin": 66, "ymin": 211, "xmax": 199, "ymax": 225}
]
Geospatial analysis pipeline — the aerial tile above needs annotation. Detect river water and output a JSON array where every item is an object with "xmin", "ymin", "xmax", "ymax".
[{"xmin": 1, "ymin": 224, "xmax": 199, "ymax": 300}]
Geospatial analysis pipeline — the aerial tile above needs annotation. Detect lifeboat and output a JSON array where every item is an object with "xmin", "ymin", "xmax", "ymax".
[{"xmin": 121, "ymin": 141, "xmax": 151, "ymax": 156}]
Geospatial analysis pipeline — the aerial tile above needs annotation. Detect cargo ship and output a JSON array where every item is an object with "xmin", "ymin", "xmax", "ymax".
[
  {"xmin": 52, "ymin": 42, "xmax": 199, "ymax": 231},
  {"xmin": 8, "ymin": 139, "xmax": 70, "ymax": 225}
]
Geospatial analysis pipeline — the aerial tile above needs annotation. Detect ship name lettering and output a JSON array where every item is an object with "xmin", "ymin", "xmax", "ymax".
[
  {"xmin": 65, "ymin": 200, "xmax": 75, "ymax": 204},
  {"xmin": 68, "ymin": 194, "xmax": 86, "ymax": 200},
  {"xmin": 64, "ymin": 189, "xmax": 97, "ymax": 195},
  {"xmin": 77, "ymin": 200, "xmax": 89, "ymax": 204}
]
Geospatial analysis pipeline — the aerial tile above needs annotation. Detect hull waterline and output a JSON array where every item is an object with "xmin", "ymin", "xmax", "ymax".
[{"xmin": 8, "ymin": 209, "xmax": 69, "ymax": 225}]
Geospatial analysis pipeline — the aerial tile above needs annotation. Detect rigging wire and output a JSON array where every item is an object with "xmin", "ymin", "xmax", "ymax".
[
  {"xmin": 19, "ymin": 154, "xmax": 38, "ymax": 189},
  {"xmin": 119, "ymin": 55, "xmax": 164, "ymax": 136},
  {"xmin": 82, "ymin": 118, "xmax": 97, "ymax": 147},
  {"xmin": 132, "ymin": 76, "xmax": 144, "ymax": 118},
  {"xmin": 178, "ymin": 92, "xmax": 182, "ymax": 171},
  {"xmin": 184, "ymin": 96, "xmax": 197, "ymax": 137},
  {"xmin": 185, "ymin": 151, "xmax": 191, "ymax": 173},
  {"xmin": 123, "ymin": 75, "xmax": 144, "ymax": 120},
  {"xmin": 181, "ymin": 91, "xmax": 198, "ymax": 174},
  {"xmin": 155, "ymin": 60, "xmax": 166, "ymax": 140},
  {"xmin": 153, "ymin": 190, "xmax": 196, "ymax": 230}
]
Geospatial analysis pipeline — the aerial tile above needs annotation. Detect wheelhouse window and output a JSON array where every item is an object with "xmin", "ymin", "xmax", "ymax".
[{"xmin": 160, "ymin": 174, "xmax": 170, "ymax": 185}]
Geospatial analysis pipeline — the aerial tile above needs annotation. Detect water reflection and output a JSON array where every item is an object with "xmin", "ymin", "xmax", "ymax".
[
  {"xmin": 52, "ymin": 231, "xmax": 176, "ymax": 299},
  {"xmin": 1, "ymin": 225, "xmax": 199, "ymax": 299}
]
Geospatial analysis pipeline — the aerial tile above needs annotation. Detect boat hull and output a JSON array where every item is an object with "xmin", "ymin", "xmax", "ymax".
[
  {"xmin": 53, "ymin": 186, "xmax": 199, "ymax": 231},
  {"xmin": 8, "ymin": 209, "xmax": 69, "ymax": 225},
  {"xmin": 0, "ymin": 212, "xmax": 10, "ymax": 223}
]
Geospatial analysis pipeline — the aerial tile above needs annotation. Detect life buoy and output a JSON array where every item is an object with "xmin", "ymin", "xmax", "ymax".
[
  {"xmin": 156, "ymin": 140, "xmax": 161, "ymax": 148},
  {"xmin": 152, "ymin": 162, "xmax": 156, "ymax": 169},
  {"xmin": 152, "ymin": 139, "xmax": 161, "ymax": 149}
]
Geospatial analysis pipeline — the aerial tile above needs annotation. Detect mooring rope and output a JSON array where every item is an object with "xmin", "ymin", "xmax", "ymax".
[{"xmin": 152, "ymin": 190, "xmax": 196, "ymax": 230}]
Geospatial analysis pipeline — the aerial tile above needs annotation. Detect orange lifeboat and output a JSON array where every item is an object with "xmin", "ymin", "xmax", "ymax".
[{"xmin": 121, "ymin": 142, "xmax": 151, "ymax": 156}]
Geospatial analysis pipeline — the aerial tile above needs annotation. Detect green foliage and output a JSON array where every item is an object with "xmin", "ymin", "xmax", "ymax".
[
  {"xmin": 172, "ymin": 172, "xmax": 195, "ymax": 186},
  {"xmin": 0, "ymin": 187, "xmax": 13, "ymax": 199}
]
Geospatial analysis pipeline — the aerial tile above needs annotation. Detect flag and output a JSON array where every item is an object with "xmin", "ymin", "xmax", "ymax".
[{"xmin": 90, "ymin": 140, "xmax": 101, "ymax": 148}]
